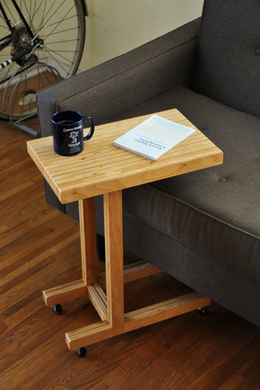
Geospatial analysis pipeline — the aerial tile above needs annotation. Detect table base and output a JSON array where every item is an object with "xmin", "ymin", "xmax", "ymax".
[{"xmin": 42, "ymin": 191, "xmax": 211, "ymax": 352}]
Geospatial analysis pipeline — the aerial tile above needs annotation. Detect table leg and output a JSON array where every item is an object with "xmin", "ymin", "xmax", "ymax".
[
  {"xmin": 42, "ymin": 198, "xmax": 98, "ymax": 306},
  {"xmin": 103, "ymin": 190, "xmax": 124, "ymax": 335},
  {"xmin": 66, "ymin": 190, "xmax": 125, "ymax": 350},
  {"xmin": 79, "ymin": 198, "xmax": 98, "ymax": 285}
]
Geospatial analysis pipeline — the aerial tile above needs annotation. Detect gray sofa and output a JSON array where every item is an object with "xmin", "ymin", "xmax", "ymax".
[{"xmin": 37, "ymin": 0, "xmax": 260, "ymax": 328}]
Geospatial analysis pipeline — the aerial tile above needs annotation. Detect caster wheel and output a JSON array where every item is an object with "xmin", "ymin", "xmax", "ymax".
[
  {"xmin": 51, "ymin": 304, "xmax": 62, "ymax": 315},
  {"xmin": 198, "ymin": 307, "xmax": 208, "ymax": 315},
  {"xmin": 75, "ymin": 347, "xmax": 87, "ymax": 358}
]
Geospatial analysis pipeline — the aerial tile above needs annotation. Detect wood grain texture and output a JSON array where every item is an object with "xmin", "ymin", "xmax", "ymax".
[
  {"xmin": 43, "ymin": 279, "xmax": 87, "ymax": 306},
  {"xmin": 78, "ymin": 198, "xmax": 98, "ymax": 285},
  {"xmin": 27, "ymin": 109, "xmax": 223, "ymax": 203},
  {"xmin": 124, "ymin": 293, "xmax": 211, "ymax": 332},
  {"xmin": 1, "ymin": 119, "xmax": 260, "ymax": 390},
  {"xmin": 98, "ymin": 261, "xmax": 162, "ymax": 289},
  {"xmin": 103, "ymin": 190, "xmax": 125, "ymax": 335},
  {"xmin": 88, "ymin": 283, "xmax": 108, "ymax": 321}
]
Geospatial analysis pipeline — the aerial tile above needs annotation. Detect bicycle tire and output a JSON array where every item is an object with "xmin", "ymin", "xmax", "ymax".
[{"xmin": 0, "ymin": 0, "xmax": 86, "ymax": 121}]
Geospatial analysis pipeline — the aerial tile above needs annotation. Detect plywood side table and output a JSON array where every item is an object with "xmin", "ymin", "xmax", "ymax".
[{"xmin": 27, "ymin": 109, "xmax": 223, "ymax": 355}]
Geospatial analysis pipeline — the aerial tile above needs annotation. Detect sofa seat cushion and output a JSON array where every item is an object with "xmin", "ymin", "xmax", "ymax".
[{"xmin": 121, "ymin": 86, "xmax": 260, "ymax": 283}]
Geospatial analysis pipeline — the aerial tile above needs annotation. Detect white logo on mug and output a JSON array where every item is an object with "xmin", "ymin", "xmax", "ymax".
[{"xmin": 69, "ymin": 131, "xmax": 79, "ymax": 144}]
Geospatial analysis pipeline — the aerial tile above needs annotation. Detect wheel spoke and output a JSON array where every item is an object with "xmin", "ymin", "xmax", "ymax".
[{"xmin": 0, "ymin": 0, "xmax": 85, "ymax": 120}]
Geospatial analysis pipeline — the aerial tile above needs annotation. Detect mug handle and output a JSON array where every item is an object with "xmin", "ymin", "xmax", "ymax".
[{"xmin": 83, "ymin": 116, "xmax": 95, "ymax": 141}]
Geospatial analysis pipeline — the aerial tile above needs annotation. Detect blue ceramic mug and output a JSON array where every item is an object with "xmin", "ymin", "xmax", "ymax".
[{"xmin": 52, "ymin": 110, "xmax": 95, "ymax": 156}]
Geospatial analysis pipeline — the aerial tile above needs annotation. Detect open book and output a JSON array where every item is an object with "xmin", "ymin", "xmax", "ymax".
[{"xmin": 113, "ymin": 114, "xmax": 196, "ymax": 161}]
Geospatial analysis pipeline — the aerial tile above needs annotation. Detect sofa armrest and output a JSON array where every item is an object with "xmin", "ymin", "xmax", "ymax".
[{"xmin": 37, "ymin": 18, "xmax": 201, "ymax": 137}]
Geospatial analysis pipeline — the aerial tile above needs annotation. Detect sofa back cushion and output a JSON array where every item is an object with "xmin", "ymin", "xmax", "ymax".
[{"xmin": 193, "ymin": 0, "xmax": 260, "ymax": 117}]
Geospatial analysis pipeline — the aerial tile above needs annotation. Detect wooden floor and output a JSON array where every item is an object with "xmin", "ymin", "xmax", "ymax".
[{"xmin": 1, "ymin": 118, "xmax": 260, "ymax": 390}]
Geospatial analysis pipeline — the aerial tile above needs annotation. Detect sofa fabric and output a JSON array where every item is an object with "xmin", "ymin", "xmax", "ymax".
[
  {"xmin": 38, "ymin": 18, "xmax": 201, "ymax": 136},
  {"xmin": 193, "ymin": 0, "xmax": 260, "ymax": 117},
  {"xmin": 37, "ymin": 0, "xmax": 260, "ymax": 328},
  {"xmin": 122, "ymin": 87, "xmax": 260, "ymax": 283}
]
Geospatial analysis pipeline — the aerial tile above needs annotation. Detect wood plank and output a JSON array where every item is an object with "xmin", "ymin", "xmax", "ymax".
[
  {"xmin": 123, "ymin": 261, "xmax": 162, "ymax": 283},
  {"xmin": 64, "ymin": 293, "xmax": 211, "ymax": 351},
  {"xmin": 27, "ymin": 109, "xmax": 223, "ymax": 203},
  {"xmin": 78, "ymin": 198, "xmax": 98, "ymax": 285},
  {"xmin": 42, "ymin": 279, "xmax": 87, "ymax": 306},
  {"xmin": 88, "ymin": 283, "xmax": 108, "ymax": 321},
  {"xmin": 103, "ymin": 190, "xmax": 125, "ymax": 335},
  {"xmin": 98, "ymin": 260, "xmax": 162, "ymax": 289},
  {"xmin": 65, "ymin": 321, "xmax": 113, "ymax": 351},
  {"xmin": 124, "ymin": 292, "xmax": 211, "ymax": 332}
]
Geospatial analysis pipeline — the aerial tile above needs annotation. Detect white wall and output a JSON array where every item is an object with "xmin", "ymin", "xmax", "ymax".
[{"xmin": 80, "ymin": 0, "xmax": 204, "ymax": 71}]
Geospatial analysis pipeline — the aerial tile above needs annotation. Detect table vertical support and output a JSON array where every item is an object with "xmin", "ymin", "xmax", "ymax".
[
  {"xmin": 103, "ymin": 190, "xmax": 125, "ymax": 335},
  {"xmin": 78, "ymin": 198, "xmax": 98, "ymax": 285},
  {"xmin": 65, "ymin": 190, "xmax": 125, "ymax": 350},
  {"xmin": 42, "ymin": 198, "xmax": 98, "ymax": 307}
]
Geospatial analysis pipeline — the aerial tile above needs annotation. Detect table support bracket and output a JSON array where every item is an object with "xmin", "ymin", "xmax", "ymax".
[{"xmin": 65, "ymin": 292, "xmax": 211, "ymax": 351}]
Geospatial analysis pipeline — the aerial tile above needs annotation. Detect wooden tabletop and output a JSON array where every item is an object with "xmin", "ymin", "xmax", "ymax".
[{"xmin": 27, "ymin": 109, "xmax": 223, "ymax": 204}]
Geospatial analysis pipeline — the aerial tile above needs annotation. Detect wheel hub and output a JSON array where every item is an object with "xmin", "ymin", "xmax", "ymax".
[{"xmin": 10, "ymin": 25, "xmax": 43, "ymax": 65}]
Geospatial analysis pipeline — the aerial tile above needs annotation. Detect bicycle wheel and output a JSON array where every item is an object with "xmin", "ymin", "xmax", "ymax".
[{"xmin": 0, "ymin": 0, "xmax": 86, "ymax": 121}]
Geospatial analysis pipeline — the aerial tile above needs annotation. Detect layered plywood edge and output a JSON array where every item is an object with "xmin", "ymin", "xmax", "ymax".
[{"xmin": 27, "ymin": 109, "xmax": 223, "ymax": 204}]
